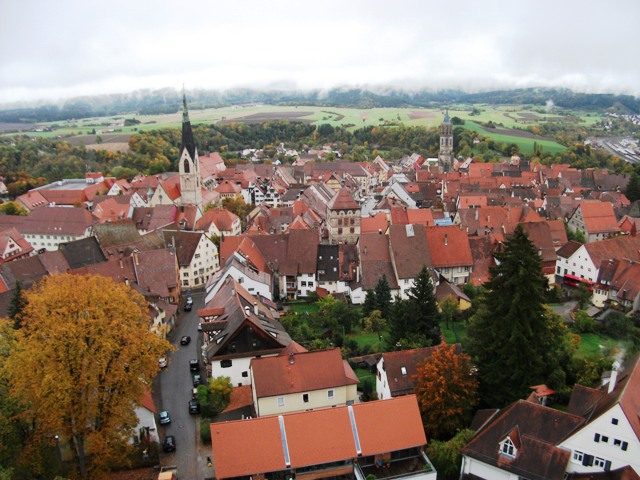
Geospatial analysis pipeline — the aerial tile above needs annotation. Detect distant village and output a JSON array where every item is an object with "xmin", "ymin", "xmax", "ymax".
[{"xmin": 1, "ymin": 97, "xmax": 640, "ymax": 480}]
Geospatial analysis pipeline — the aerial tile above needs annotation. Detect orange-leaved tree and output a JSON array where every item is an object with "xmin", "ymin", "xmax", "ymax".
[
  {"xmin": 3, "ymin": 274, "xmax": 172, "ymax": 479},
  {"xmin": 414, "ymin": 343, "xmax": 478, "ymax": 440}
]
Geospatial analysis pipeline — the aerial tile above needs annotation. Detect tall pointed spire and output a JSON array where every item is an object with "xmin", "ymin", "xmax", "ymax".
[
  {"xmin": 444, "ymin": 109, "xmax": 451, "ymax": 124},
  {"xmin": 180, "ymin": 90, "xmax": 196, "ymax": 161}
]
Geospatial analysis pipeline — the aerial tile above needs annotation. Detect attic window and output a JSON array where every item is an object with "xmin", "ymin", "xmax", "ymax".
[
  {"xmin": 500, "ymin": 438, "xmax": 516, "ymax": 458},
  {"xmin": 401, "ymin": 367, "xmax": 407, "ymax": 376}
]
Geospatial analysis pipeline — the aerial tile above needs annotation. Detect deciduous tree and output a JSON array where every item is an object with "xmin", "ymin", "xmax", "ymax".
[
  {"xmin": 414, "ymin": 343, "xmax": 478, "ymax": 440},
  {"xmin": 3, "ymin": 274, "xmax": 172, "ymax": 479}
]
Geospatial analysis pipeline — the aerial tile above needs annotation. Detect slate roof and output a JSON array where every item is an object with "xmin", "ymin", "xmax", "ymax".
[
  {"xmin": 59, "ymin": 237, "xmax": 107, "ymax": 269},
  {"xmin": 160, "ymin": 230, "xmax": 206, "ymax": 267},
  {"xmin": 317, "ymin": 244, "xmax": 339, "ymax": 282},
  {"xmin": 462, "ymin": 400, "xmax": 584, "ymax": 480},
  {"xmin": 251, "ymin": 348, "xmax": 358, "ymax": 398}
]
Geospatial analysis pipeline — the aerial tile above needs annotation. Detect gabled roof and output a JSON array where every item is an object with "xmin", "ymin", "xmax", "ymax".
[
  {"xmin": 388, "ymin": 224, "xmax": 432, "ymax": 279},
  {"xmin": 251, "ymin": 348, "xmax": 358, "ymax": 398},
  {"xmin": 59, "ymin": 237, "xmax": 106, "ymax": 269},
  {"xmin": 160, "ymin": 230, "xmax": 208, "ymax": 267},
  {"xmin": 196, "ymin": 208, "xmax": 239, "ymax": 232},
  {"xmin": 202, "ymin": 278, "xmax": 292, "ymax": 360},
  {"xmin": 463, "ymin": 400, "xmax": 584, "ymax": 480},
  {"xmin": 361, "ymin": 212, "xmax": 388, "ymax": 234},
  {"xmin": 380, "ymin": 345, "xmax": 462, "ymax": 397},
  {"xmin": 425, "ymin": 225, "xmax": 473, "ymax": 268},
  {"xmin": 210, "ymin": 395, "xmax": 426, "ymax": 479},
  {"xmin": 575, "ymin": 200, "xmax": 620, "ymax": 234},
  {"xmin": 327, "ymin": 187, "xmax": 359, "ymax": 211},
  {"xmin": 584, "ymin": 235, "xmax": 640, "ymax": 267},
  {"xmin": 468, "ymin": 236, "xmax": 496, "ymax": 286},
  {"xmin": 359, "ymin": 233, "xmax": 399, "ymax": 290},
  {"xmin": 556, "ymin": 240, "xmax": 583, "ymax": 258},
  {"xmin": 1, "ymin": 206, "xmax": 96, "ymax": 236}
]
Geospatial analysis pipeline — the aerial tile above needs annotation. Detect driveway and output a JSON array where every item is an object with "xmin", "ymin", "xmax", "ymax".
[
  {"xmin": 156, "ymin": 291, "xmax": 209, "ymax": 479},
  {"xmin": 550, "ymin": 300, "xmax": 578, "ymax": 323}
]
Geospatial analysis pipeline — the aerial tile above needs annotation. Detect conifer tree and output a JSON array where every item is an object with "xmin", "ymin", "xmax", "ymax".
[
  {"xmin": 373, "ymin": 274, "xmax": 392, "ymax": 319},
  {"xmin": 407, "ymin": 266, "xmax": 441, "ymax": 345},
  {"xmin": 466, "ymin": 225, "xmax": 568, "ymax": 406}
]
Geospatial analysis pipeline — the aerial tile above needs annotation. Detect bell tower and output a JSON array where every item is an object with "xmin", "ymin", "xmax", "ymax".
[
  {"xmin": 178, "ymin": 92, "xmax": 203, "ymax": 208},
  {"xmin": 438, "ymin": 109, "xmax": 453, "ymax": 171}
]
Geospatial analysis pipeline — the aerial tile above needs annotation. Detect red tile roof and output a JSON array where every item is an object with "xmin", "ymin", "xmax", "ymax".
[
  {"xmin": 210, "ymin": 395, "xmax": 426, "ymax": 479},
  {"xmin": 251, "ymin": 348, "xmax": 358, "ymax": 398},
  {"xmin": 327, "ymin": 187, "xmax": 359, "ymax": 211},
  {"xmin": 425, "ymin": 225, "xmax": 473, "ymax": 268},
  {"xmin": 578, "ymin": 200, "xmax": 620, "ymax": 234},
  {"xmin": 211, "ymin": 416, "xmax": 284, "ymax": 478},
  {"xmin": 354, "ymin": 395, "xmax": 427, "ymax": 454},
  {"xmin": 285, "ymin": 407, "xmax": 357, "ymax": 467},
  {"xmin": 361, "ymin": 212, "xmax": 388, "ymax": 234},
  {"xmin": 359, "ymin": 233, "xmax": 399, "ymax": 290}
]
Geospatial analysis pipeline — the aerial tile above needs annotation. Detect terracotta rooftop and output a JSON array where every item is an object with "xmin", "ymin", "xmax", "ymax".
[
  {"xmin": 327, "ymin": 187, "xmax": 359, "ymax": 211},
  {"xmin": 210, "ymin": 395, "xmax": 426, "ymax": 479},
  {"xmin": 251, "ymin": 348, "xmax": 358, "ymax": 398},
  {"xmin": 425, "ymin": 225, "xmax": 473, "ymax": 268}
]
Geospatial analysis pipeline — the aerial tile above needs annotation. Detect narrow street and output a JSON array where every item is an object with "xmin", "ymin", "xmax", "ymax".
[{"xmin": 156, "ymin": 291, "xmax": 207, "ymax": 479}]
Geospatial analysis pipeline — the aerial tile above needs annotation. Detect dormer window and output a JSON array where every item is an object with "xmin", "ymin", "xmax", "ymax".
[
  {"xmin": 401, "ymin": 367, "xmax": 407, "ymax": 376},
  {"xmin": 500, "ymin": 438, "xmax": 516, "ymax": 458}
]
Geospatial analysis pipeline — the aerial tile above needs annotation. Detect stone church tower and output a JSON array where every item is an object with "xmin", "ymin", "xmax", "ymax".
[
  {"xmin": 438, "ymin": 110, "xmax": 453, "ymax": 171},
  {"xmin": 178, "ymin": 93, "xmax": 203, "ymax": 209}
]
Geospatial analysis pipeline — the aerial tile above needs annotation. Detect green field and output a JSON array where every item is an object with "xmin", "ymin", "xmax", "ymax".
[
  {"xmin": 9, "ymin": 103, "xmax": 597, "ymax": 155},
  {"xmin": 462, "ymin": 120, "xmax": 566, "ymax": 154},
  {"xmin": 575, "ymin": 333, "xmax": 628, "ymax": 359}
]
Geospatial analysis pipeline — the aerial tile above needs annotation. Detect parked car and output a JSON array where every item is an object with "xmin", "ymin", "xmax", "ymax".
[
  {"xmin": 158, "ymin": 410, "xmax": 171, "ymax": 425},
  {"xmin": 184, "ymin": 297, "xmax": 193, "ymax": 311},
  {"xmin": 180, "ymin": 336, "xmax": 191, "ymax": 345},
  {"xmin": 189, "ymin": 398, "xmax": 200, "ymax": 414},
  {"xmin": 162, "ymin": 435, "xmax": 176, "ymax": 452},
  {"xmin": 189, "ymin": 359, "xmax": 199, "ymax": 372},
  {"xmin": 158, "ymin": 357, "xmax": 168, "ymax": 369},
  {"xmin": 192, "ymin": 374, "xmax": 202, "ymax": 387}
]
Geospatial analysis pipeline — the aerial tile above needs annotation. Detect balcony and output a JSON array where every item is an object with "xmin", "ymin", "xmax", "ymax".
[{"xmin": 356, "ymin": 451, "xmax": 437, "ymax": 480}]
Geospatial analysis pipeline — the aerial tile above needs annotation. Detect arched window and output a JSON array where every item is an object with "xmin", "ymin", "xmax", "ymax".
[{"xmin": 183, "ymin": 158, "xmax": 190, "ymax": 173}]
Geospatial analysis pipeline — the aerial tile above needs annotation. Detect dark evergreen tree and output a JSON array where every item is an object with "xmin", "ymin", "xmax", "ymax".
[
  {"xmin": 466, "ymin": 225, "xmax": 568, "ymax": 406},
  {"xmin": 7, "ymin": 281, "xmax": 27, "ymax": 329},
  {"xmin": 386, "ymin": 266, "xmax": 441, "ymax": 350},
  {"xmin": 374, "ymin": 275, "xmax": 392, "ymax": 319},
  {"xmin": 407, "ymin": 266, "xmax": 442, "ymax": 345},
  {"xmin": 625, "ymin": 172, "xmax": 640, "ymax": 202},
  {"xmin": 362, "ymin": 288, "xmax": 377, "ymax": 317}
]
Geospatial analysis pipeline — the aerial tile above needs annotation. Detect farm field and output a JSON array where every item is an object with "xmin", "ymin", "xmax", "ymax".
[{"xmin": 3, "ymin": 103, "xmax": 600, "ymax": 154}]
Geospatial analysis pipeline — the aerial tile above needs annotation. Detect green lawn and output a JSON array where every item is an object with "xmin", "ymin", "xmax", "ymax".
[
  {"xmin": 575, "ymin": 333, "xmax": 627, "ymax": 359},
  {"xmin": 348, "ymin": 332, "xmax": 381, "ymax": 350},
  {"xmin": 441, "ymin": 321, "xmax": 467, "ymax": 344},
  {"xmin": 354, "ymin": 367, "xmax": 376, "ymax": 388},
  {"xmin": 287, "ymin": 303, "xmax": 319, "ymax": 315}
]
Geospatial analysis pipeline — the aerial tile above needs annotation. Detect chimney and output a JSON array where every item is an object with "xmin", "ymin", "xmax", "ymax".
[
  {"xmin": 475, "ymin": 209, "xmax": 478, "ymax": 221},
  {"xmin": 133, "ymin": 252, "xmax": 139, "ymax": 266},
  {"xmin": 253, "ymin": 302, "xmax": 258, "ymax": 315},
  {"xmin": 444, "ymin": 234, "xmax": 448, "ymax": 246},
  {"xmin": 289, "ymin": 353, "xmax": 295, "ymax": 365},
  {"xmin": 244, "ymin": 306, "xmax": 250, "ymax": 316},
  {"xmin": 608, "ymin": 361, "xmax": 621, "ymax": 394},
  {"xmin": 378, "ymin": 229, "xmax": 382, "ymax": 235},
  {"xmin": 124, "ymin": 277, "xmax": 129, "ymax": 286}
]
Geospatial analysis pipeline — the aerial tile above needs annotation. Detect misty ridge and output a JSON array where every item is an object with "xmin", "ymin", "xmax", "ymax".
[{"xmin": 1, "ymin": 86, "xmax": 639, "ymax": 124}]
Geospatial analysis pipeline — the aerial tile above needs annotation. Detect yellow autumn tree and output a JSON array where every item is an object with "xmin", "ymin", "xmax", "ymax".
[
  {"xmin": 3, "ymin": 274, "xmax": 172, "ymax": 479},
  {"xmin": 414, "ymin": 343, "xmax": 478, "ymax": 440}
]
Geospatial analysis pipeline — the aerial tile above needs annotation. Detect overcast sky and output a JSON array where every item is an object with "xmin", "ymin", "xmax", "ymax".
[{"xmin": 1, "ymin": 0, "xmax": 639, "ymax": 105}]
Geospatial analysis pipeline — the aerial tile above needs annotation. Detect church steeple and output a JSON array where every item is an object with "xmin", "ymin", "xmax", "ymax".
[
  {"xmin": 438, "ymin": 109, "xmax": 453, "ymax": 172},
  {"xmin": 180, "ymin": 91, "xmax": 197, "ymax": 162},
  {"xmin": 178, "ymin": 92, "xmax": 202, "ymax": 209}
]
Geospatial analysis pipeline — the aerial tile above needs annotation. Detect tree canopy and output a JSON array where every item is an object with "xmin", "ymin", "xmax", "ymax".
[
  {"xmin": 3, "ymin": 274, "xmax": 172, "ymax": 479},
  {"xmin": 414, "ymin": 344, "xmax": 478, "ymax": 440},
  {"xmin": 466, "ymin": 226, "xmax": 570, "ymax": 406}
]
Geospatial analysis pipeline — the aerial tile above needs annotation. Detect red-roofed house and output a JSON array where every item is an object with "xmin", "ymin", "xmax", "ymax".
[
  {"xmin": 568, "ymin": 200, "xmax": 621, "ymax": 243},
  {"xmin": 133, "ymin": 390, "xmax": 160, "ymax": 444},
  {"xmin": 210, "ymin": 395, "xmax": 436, "ymax": 480},
  {"xmin": 425, "ymin": 225, "xmax": 473, "ymax": 284},
  {"xmin": 0, "ymin": 228, "xmax": 33, "ymax": 264},
  {"xmin": 327, "ymin": 188, "xmax": 361, "ymax": 244},
  {"xmin": 250, "ymin": 348, "xmax": 359, "ymax": 417}
]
